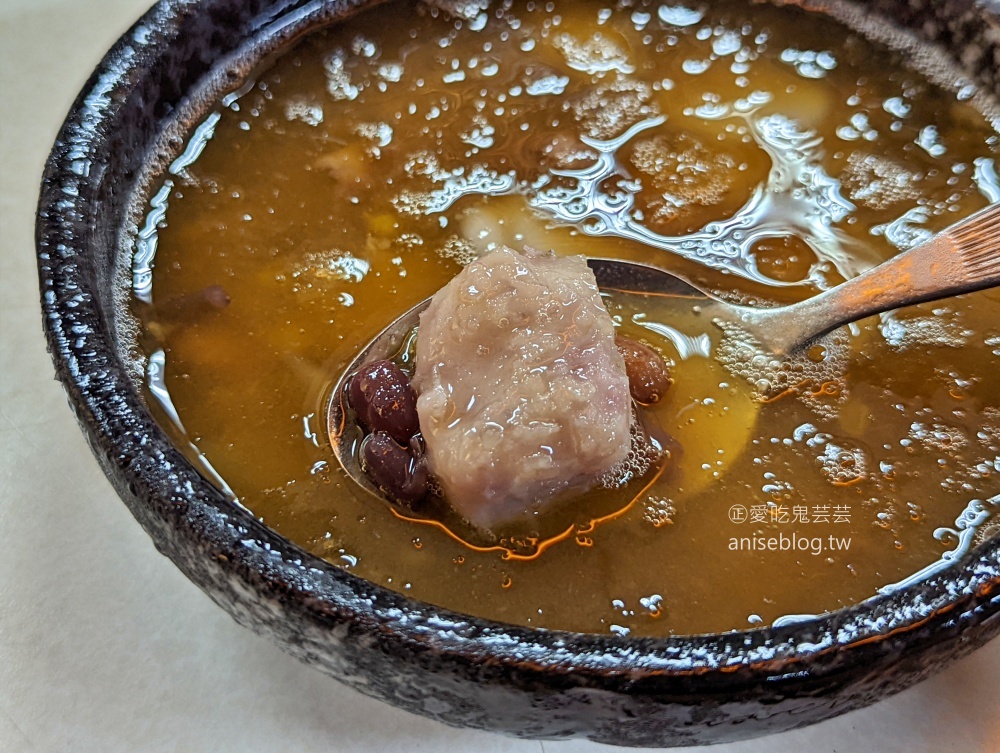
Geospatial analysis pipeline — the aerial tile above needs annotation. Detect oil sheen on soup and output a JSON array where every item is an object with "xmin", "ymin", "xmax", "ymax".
[{"xmin": 133, "ymin": 0, "xmax": 1000, "ymax": 636}]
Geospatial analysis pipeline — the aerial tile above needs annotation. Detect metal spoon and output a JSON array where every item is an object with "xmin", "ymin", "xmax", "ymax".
[
  {"xmin": 591, "ymin": 201, "xmax": 1000, "ymax": 356},
  {"xmin": 330, "ymin": 202, "xmax": 1000, "ymax": 477}
]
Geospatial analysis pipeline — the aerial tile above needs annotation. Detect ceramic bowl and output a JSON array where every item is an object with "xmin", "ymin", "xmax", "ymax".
[{"xmin": 36, "ymin": 0, "xmax": 1000, "ymax": 746}]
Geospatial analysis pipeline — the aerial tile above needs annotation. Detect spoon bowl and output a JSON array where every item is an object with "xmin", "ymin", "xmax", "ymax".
[{"xmin": 328, "ymin": 297, "xmax": 429, "ymax": 501}]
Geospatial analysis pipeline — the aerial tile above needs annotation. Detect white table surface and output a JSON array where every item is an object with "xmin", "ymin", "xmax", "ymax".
[{"xmin": 3, "ymin": 1, "xmax": 1000, "ymax": 751}]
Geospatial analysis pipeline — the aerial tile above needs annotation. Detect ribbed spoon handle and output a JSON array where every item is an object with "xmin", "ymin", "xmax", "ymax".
[{"xmin": 744, "ymin": 202, "xmax": 1000, "ymax": 354}]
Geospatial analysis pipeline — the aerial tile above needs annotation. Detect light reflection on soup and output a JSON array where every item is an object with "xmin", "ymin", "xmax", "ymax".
[{"xmin": 135, "ymin": 0, "xmax": 1000, "ymax": 635}]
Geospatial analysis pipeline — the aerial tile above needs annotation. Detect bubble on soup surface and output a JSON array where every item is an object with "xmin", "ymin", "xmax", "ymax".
[
  {"xmin": 595, "ymin": 414, "xmax": 664, "ymax": 490},
  {"xmin": 870, "ymin": 206, "xmax": 935, "ymax": 253},
  {"xmin": 356, "ymin": 121, "xmax": 394, "ymax": 147},
  {"xmin": 715, "ymin": 322, "xmax": 849, "ymax": 420},
  {"xmin": 550, "ymin": 31, "xmax": 635, "ymax": 75},
  {"xmin": 880, "ymin": 309, "xmax": 973, "ymax": 350},
  {"xmin": 395, "ymin": 165, "xmax": 515, "ymax": 216},
  {"xmin": 815, "ymin": 437, "xmax": 870, "ymax": 486},
  {"xmin": 422, "ymin": 0, "xmax": 489, "ymax": 21},
  {"xmin": 973, "ymin": 515, "xmax": 1000, "ymax": 547},
  {"xmin": 841, "ymin": 152, "xmax": 921, "ymax": 210},
  {"xmin": 460, "ymin": 113, "xmax": 496, "ymax": 151},
  {"xmin": 909, "ymin": 422, "xmax": 970, "ymax": 455},
  {"xmin": 657, "ymin": 5, "xmax": 704, "ymax": 27},
  {"xmin": 291, "ymin": 249, "xmax": 371, "ymax": 287},
  {"xmin": 627, "ymin": 131, "xmax": 740, "ymax": 234},
  {"xmin": 284, "ymin": 96, "xmax": 324, "ymax": 126},
  {"xmin": 436, "ymin": 235, "xmax": 480, "ymax": 266},
  {"xmin": 324, "ymin": 49, "xmax": 360, "ymax": 101},
  {"xmin": 643, "ymin": 496, "xmax": 676, "ymax": 528},
  {"xmin": 534, "ymin": 132, "xmax": 599, "ymax": 171},
  {"xmin": 403, "ymin": 149, "xmax": 444, "ymax": 179},
  {"xmin": 567, "ymin": 75, "xmax": 656, "ymax": 139}
]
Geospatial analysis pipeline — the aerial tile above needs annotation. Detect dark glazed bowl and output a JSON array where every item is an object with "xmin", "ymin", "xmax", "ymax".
[{"xmin": 36, "ymin": 0, "xmax": 1000, "ymax": 746}]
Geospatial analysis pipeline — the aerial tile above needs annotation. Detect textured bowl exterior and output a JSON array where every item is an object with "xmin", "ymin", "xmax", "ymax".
[{"xmin": 35, "ymin": 0, "xmax": 1000, "ymax": 746}]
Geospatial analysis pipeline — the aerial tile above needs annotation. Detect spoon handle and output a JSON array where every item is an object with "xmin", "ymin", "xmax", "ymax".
[{"xmin": 749, "ymin": 202, "xmax": 1000, "ymax": 354}]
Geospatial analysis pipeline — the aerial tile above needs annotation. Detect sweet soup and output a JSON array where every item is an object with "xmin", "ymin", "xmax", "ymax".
[{"xmin": 133, "ymin": 0, "xmax": 1000, "ymax": 635}]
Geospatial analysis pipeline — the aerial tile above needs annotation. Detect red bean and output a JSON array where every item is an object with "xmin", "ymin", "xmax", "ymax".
[
  {"xmin": 616, "ymin": 334, "xmax": 672, "ymax": 405},
  {"xmin": 361, "ymin": 431, "xmax": 428, "ymax": 508},
  {"xmin": 348, "ymin": 359, "xmax": 420, "ymax": 444}
]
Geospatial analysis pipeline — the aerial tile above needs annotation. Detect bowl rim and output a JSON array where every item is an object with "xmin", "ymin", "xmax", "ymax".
[{"xmin": 35, "ymin": 0, "xmax": 1000, "ymax": 691}]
